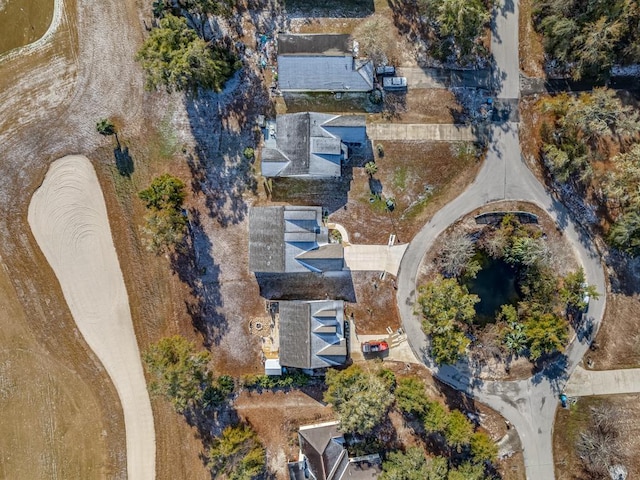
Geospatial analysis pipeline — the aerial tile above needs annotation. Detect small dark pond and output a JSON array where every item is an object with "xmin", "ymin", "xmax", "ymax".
[{"xmin": 465, "ymin": 253, "xmax": 520, "ymax": 325}]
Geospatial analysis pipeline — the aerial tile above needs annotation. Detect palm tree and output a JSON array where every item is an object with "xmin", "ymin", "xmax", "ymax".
[{"xmin": 364, "ymin": 161, "xmax": 378, "ymax": 177}]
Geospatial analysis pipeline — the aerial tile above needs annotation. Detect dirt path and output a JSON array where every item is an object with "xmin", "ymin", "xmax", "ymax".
[{"xmin": 28, "ymin": 155, "xmax": 155, "ymax": 480}]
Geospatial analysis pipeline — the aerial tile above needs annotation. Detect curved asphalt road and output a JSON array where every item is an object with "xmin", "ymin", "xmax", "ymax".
[{"xmin": 396, "ymin": 1, "xmax": 607, "ymax": 478}]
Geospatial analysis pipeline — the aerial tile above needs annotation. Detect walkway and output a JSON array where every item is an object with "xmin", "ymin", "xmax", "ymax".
[
  {"xmin": 565, "ymin": 366, "xmax": 640, "ymax": 397},
  {"xmin": 367, "ymin": 122, "xmax": 475, "ymax": 142},
  {"xmin": 395, "ymin": 1, "xmax": 607, "ymax": 479}
]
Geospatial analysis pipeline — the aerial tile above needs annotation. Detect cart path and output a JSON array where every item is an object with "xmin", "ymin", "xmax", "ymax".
[{"xmin": 28, "ymin": 155, "xmax": 156, "ymax": 480}]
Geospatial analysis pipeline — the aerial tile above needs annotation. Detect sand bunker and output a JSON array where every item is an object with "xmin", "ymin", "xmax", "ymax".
[{"xmin": 28, "ymin": 155, "xmax": 155, "ymax": 480}]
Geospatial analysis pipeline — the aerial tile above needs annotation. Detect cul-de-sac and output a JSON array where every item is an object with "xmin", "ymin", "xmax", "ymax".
[{"xmin": 2, "ymin": 0, "xmax": 640, "ymax": 479}]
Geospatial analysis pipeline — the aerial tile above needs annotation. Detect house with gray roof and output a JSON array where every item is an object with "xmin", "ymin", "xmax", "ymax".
[
  {"xmin": 279, "ymin": 300, "xmax": 347, "ymax": 370},
  {"xmin": 277, "ymin": 34, "xmax": 374, "ymax": 93},
  {"xmin": 262, "ymin": 112, "xmax": 367, "ymax": 178},
  {"xmin": 249, "ymin": 206, "xmax": 344, "ymax": 273},
  {"xmin": 288, "ymin": 421, "xmax": 381, "ymax": 480}
]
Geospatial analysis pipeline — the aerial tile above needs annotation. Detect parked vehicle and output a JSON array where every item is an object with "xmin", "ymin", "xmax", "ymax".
[
  {"xmin": 382, "ymin": 76, "xmax": 407, "ymax": 91},
  {"xmin": 376, "ymin": 65, "xmax": 396, "ymax": 77},
  {"xmin": 361, "ymin": 340, "xmax": 389, "ymax": 353},
  {"xmin": 560, "ymin": 393, "xmax": 568, "ymax": 409}
]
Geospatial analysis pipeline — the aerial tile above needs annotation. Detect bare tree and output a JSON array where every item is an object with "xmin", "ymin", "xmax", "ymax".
[
  {"xmin": 576, "ymin": 405, "xmax": 624, "ymax": 477},
  {"xmin": 438, "ymin": 231, "xmax": 478, "ymax": 278}
]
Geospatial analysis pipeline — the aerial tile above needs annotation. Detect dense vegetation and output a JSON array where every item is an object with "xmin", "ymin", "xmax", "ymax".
[
  {"xmin": 417, "ymin": 0, "xmax": 492, "ymax": 65},
  {"xmin": 533, "ymin": 0, "xmax": 640, "ymax": 79},
  {"xmin": 324, "ymin": 364, "xmax": 395, "ymax": 435},
  {"xmin": 208, "ymin": 424, "xmax": 266, "ymax": 480},
  {"xmin": 540, "ymin": 88, "xmax": 640, "ymax": 254},
  {"xmin": 381, "ymin": 376, "xmax": 498, "ymax": 480},
  {"xmin": 420, "ymin": 215, "xmax": 597, "ymax": 364},
  {"xmin": 136, "ymin": 14, "xmax": 239, "ymax": 93},
  {"xmin": 138, "ymin": 174, "xmax": 188, "ymax": 252},
  {"xmin": 143, "ymin": 335, "xmax": 233, "ymax": 412}
]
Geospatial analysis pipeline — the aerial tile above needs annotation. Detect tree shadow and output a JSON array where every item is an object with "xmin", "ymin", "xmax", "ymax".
[
  {"xmin": 279, "ymin": 0, "xmax": 374, "ymax": 18},
  {"xmin": 113, "ymin": 145, "xmax": 134, "ymax": 176},
  {"xmin": 255, "ymin": 271, "xmax": 356, "ymax": 302},
  {"xmin": 270, "ymin": 174, "xmax": 352, "ymax": 214},
  {"xmin": 185, "ymin": 68, "xmax": 267, "ymax": 227},
  {"xmin": 170, "ymin": 209, "xmax": 228, "ymax": 346},
  {"xmin": 531, "ymin": 353, "xmax": 569, "ymax": 394}
]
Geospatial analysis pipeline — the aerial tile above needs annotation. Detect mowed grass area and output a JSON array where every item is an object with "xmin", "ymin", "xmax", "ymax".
[
  {"xmin": 554, "ymin": 394, "xmax": 640, "ymax": 479},
  {"xmin": 0, "ymin": 0, "xmax": 54, "ymax": 55},
  {"xmin": 0, "ymin": 258, "xmax": 123, "ymax": 479}
]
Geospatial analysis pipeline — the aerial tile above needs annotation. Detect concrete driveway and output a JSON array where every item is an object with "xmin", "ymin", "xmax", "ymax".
[
  {"xmin": 565, "ymin": 366, "xmax": 640, "ymax": 397},
  {"xmin": 367, "ymin": 123, "xmax": 475, "ymax": 142},
  {"xmin": 344, "ymin": 244, "xmax": 408, "ymax": 275}
]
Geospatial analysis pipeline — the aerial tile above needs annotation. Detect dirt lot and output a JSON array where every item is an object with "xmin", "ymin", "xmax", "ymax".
[
  {"xmin": 554, "ymin": 394, "xmax": 640, "ymax": 479},
  {"xmin": 518, "ymin": 0, "xmax": 545, "ymax": 78}
]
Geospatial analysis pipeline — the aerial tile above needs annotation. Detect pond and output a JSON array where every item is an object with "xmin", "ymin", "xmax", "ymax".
[
  {"xmin": 465, "ymin": 253, "xmax": 520, "ymax": 326},
  {"xmin": 0, "ymin": 0, "xmax": 54, "ymax": 56}
]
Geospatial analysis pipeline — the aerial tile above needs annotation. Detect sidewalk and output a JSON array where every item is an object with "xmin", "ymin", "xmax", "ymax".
[{"xmin": 564, "ymin": 365, "xmax": 640, "ymax": 397}]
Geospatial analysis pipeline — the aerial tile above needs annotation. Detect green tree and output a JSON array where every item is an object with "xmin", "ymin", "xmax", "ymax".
[
  {"xmin": 380, "ymin": 447, "xmax": 448, "ymax": 480},
  {"xmin": 138, "ymin": 174, "xmax": 187, "ymax": 252},
  {"xmin": 143, "ymin": 335, "xmax": 211, "ymax": 412},
  {"xmin": 365, "ymin": 161, "xmax": 379, "ymax": 177},
  {"xmin": 423, "ymin": 400, "xmax": 450, "ymax": 433},
  {"xmin": 447, "ymin": 461, "xmax": 486, "ymax": 480},
  {"xmin": 609, "ymin": 210, "xmax": 640, "ymax": 255},
  {"xmin": 431, "ymin": 0, "xmax": 491, "ymax": 58},
  {"xmin": 444, "ymin": 410, "xmax": 474, "ymax": 452},
  {"xmin": 324, "ymin": 365, "xmax": 394, "ymax": 435},
  {"xmin": 560, "ymin": 268, "xmax": 599, "ymax": 310},
  {"xmin": 417, "ymin": 275, "xmax": 479, "ymax": 326},
  {"xmin": 418, "ymin": 276, "xmax": 478, "ymax": 365},
  {"xmin": 139, "ymin": 173, "xmax": 186, "ymax": 210},
  {"xmin": 470, "ymin": 431, "xmax": 498, "ymax": 464},
  {"xmin": 96, "ymin": 118, "xmax": 116, "ymax": 136},
  {"xmin": 504, "ymin": 236, "xmax": 549, "ymax": 267},
  {"xmin": 430, "ymin": 327, "xmax": 470, "ymax": 365},
  {"xmin": 524, "ymin": 311, "xmax": 568, "ymax": 361},
  {"xmin": 208, "ymin": 424, "xmax": 265, "ymax": 480},
  {"xmin": 395, "ymin": 377, "xmax": 430, "ymax": 417},
  {"xmin": 136, "ymin": 14, "xmax": 238, "ymax": 93}
]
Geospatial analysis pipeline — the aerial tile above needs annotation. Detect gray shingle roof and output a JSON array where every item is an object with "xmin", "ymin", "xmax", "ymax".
[
  {"xmin": 249, "ymin": 206, "xmax": 344, "ymax": 273},
  {"xmin": 278, "ymin": 55, "xmax": 374, "ymax": 92},
  {"xmin": 279, "ymin": 300, "xmax": 347, "ymax": 369},
  {"xmin": 248, "ymin": 206, "xmax": 285, "ymax": 273},
  {"xmin": 261, "ymin": 113, "xmax": 366, "ymax": 178}
]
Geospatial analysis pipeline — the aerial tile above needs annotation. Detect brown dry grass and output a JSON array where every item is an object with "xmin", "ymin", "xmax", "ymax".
[
  {"xmin": 348, "ymin": 271, "xmax": 400, "ymax": 334},
  {"xmin": 0, "ymin": 0, "xmax": 54, "ymax": 54},
  {"xmin": 331, "ymin": 141, "xmax": 481, "ymax": 245},
  {"xmin": 519, "ymin": 0, "xmax": 545, "ymax": 78},
  {"xmin": 554, "ymin": 394, "xmax": 640, "ymax": 479},
  {"xmin": 585, "ymin": 293, "xmax": 640, "ymax": 370}
]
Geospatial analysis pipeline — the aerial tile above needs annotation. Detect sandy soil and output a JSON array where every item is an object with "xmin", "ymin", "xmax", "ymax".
[{"xmin": 28, "ymin": 155, "xmax": 155, "ymax": 480}]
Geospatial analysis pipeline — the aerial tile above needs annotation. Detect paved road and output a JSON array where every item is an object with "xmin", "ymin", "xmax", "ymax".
[
  {"xmin": 396, "ymin": 1, "xmax": 607, "ymax": 479},
  {"xmin": 565, "ymin": 366, "xmax": 640, "ymax": 397},
  {"xmin": 367, "ymin": 123, "xmax": 475, "ymax": 141}
]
